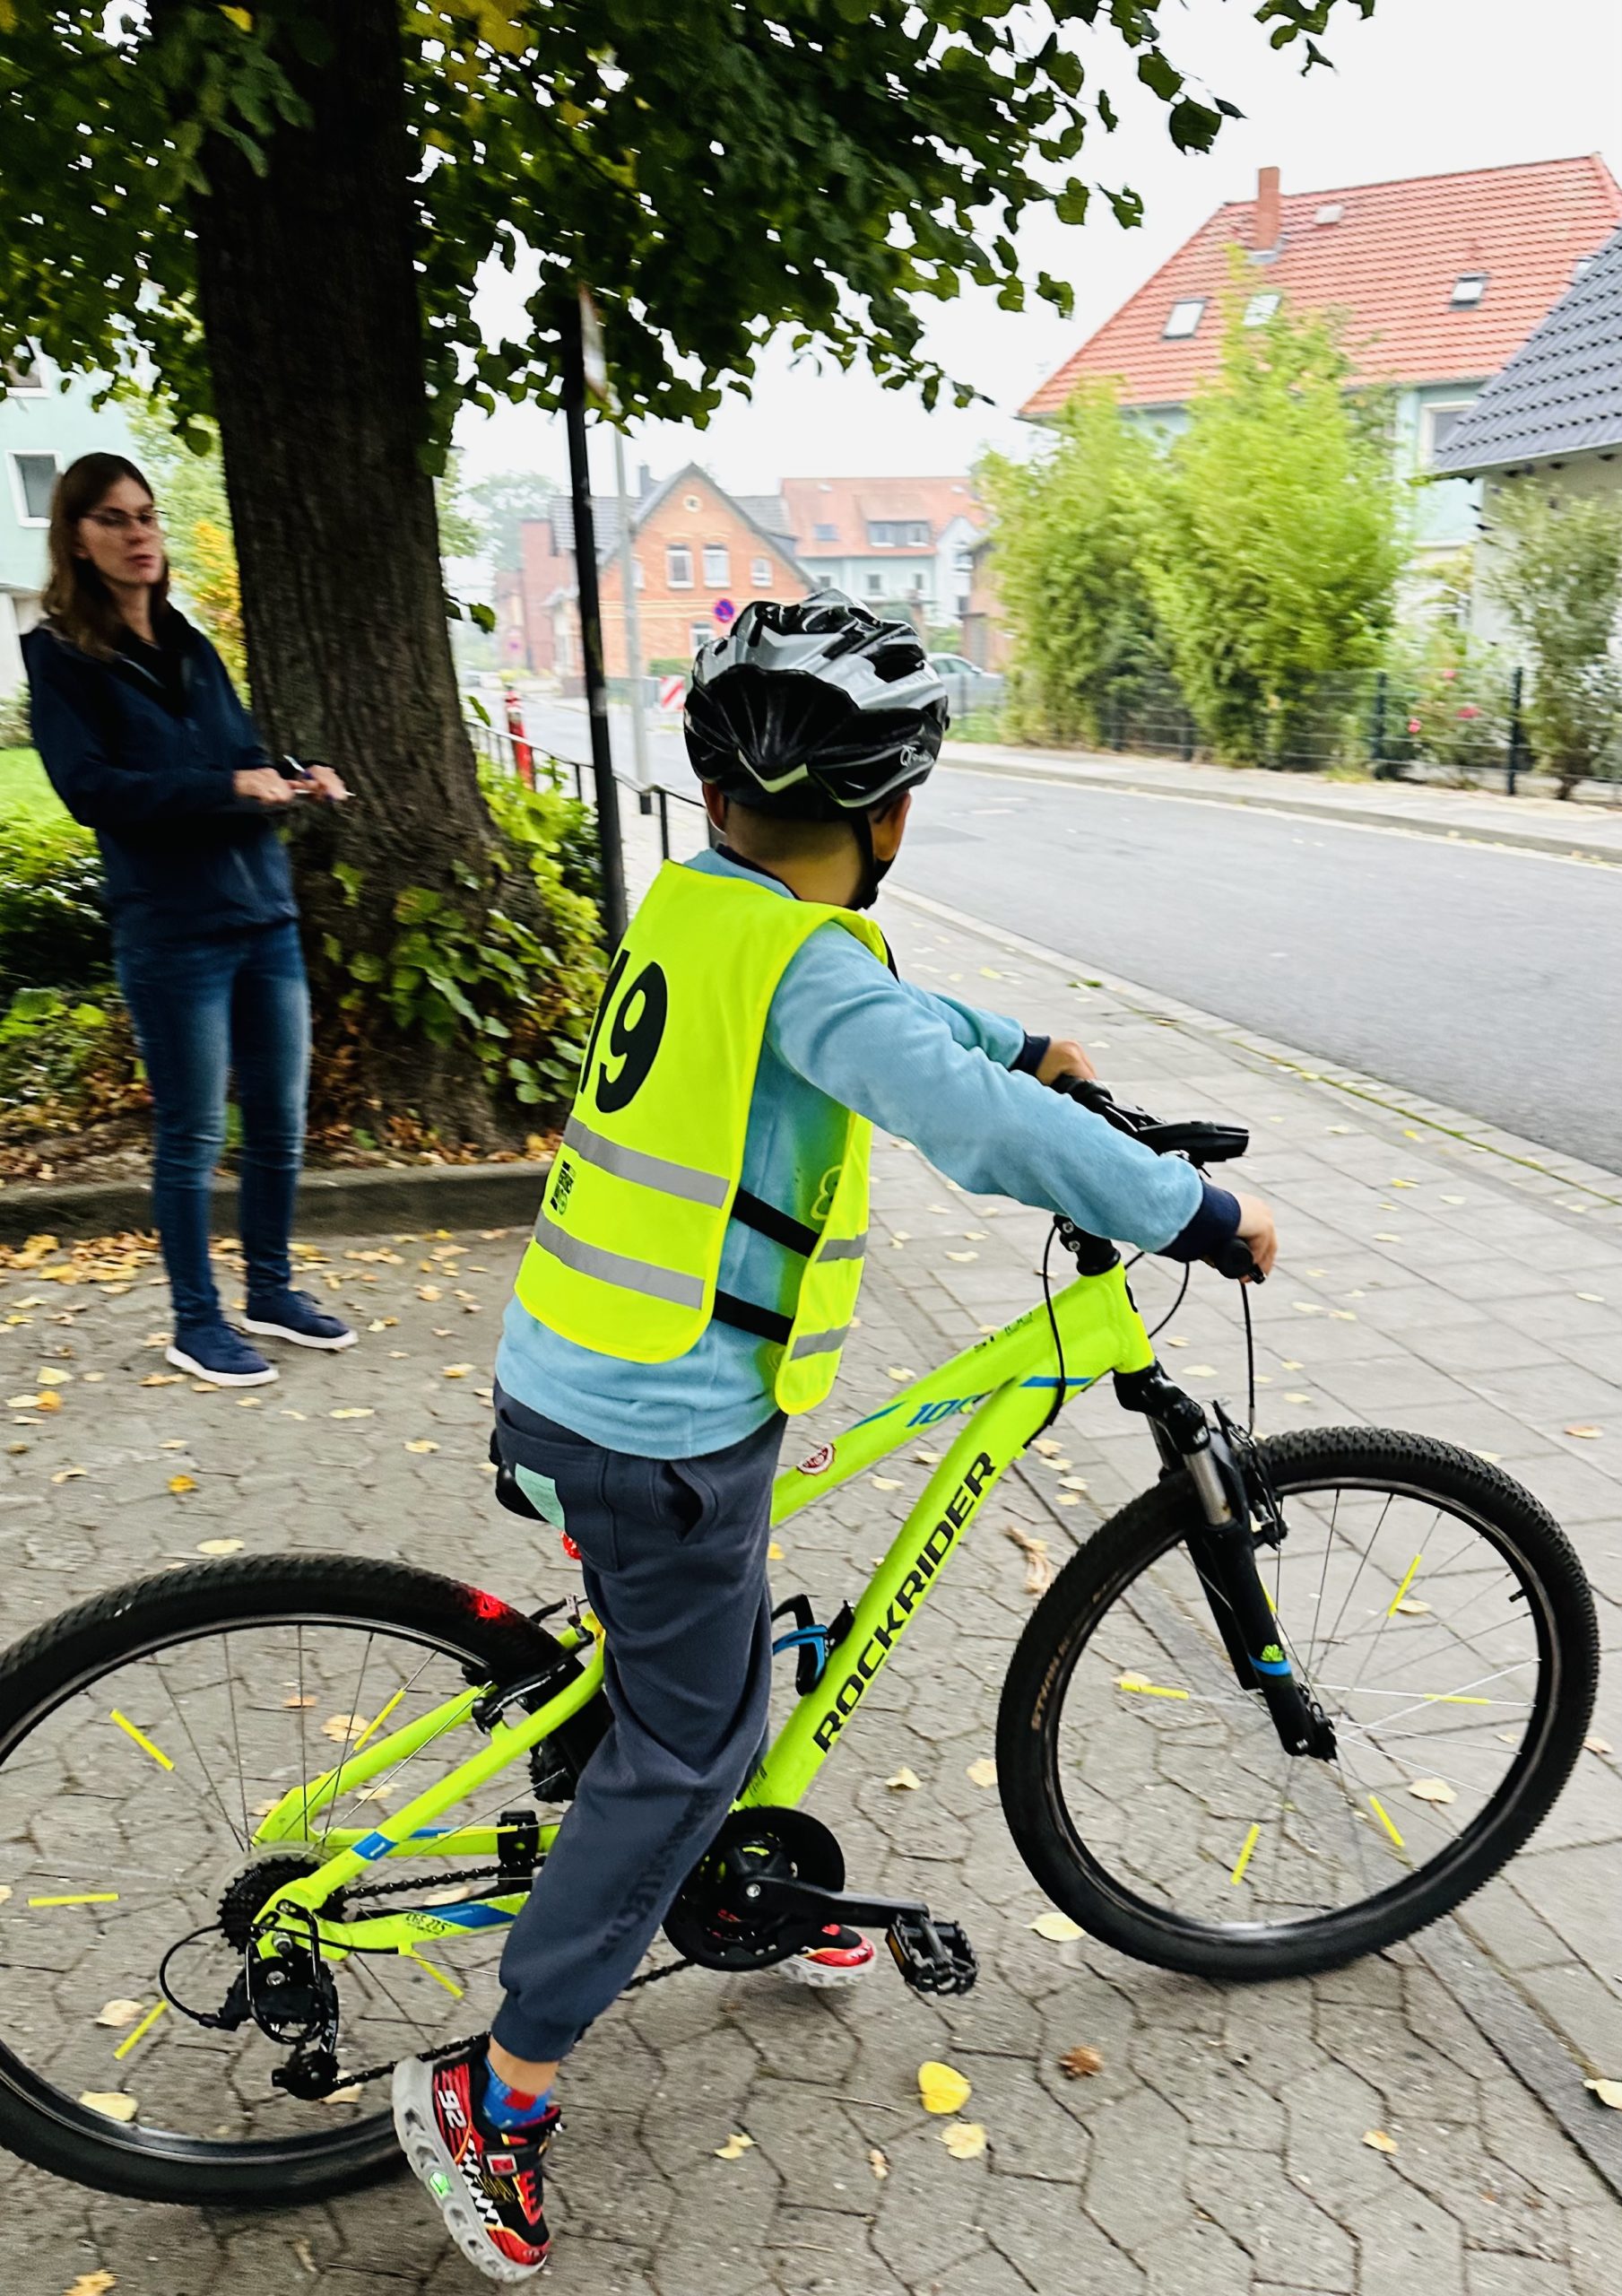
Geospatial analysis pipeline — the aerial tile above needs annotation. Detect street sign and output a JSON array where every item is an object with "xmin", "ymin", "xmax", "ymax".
[
  {"xmin": 578, "ymin": 285, "xmax": 611, "ymax": 407},
  {"xmin": 714, "ymin": 597, "xmax": 736, "ymax": 624},
  {"xmin": 657, "ymin": 674, "xmax": 686, "ymax": 712}
]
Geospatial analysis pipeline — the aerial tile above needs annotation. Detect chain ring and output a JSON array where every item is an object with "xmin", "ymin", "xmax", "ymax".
[{"xmin": 663, "ymin": 1807, "xmax": 845, "ymax": 1971}]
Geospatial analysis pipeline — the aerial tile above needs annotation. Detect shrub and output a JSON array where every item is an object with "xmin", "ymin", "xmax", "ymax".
[
  {"xmin": 0, "ymin": 814, "xmax": 111, "ymax": 1001},
  {"xmin": 0, "ymin": 687, "xmax": 30, "ymax": 748},
  {"xmin": 1486, "ymin": 484, "xmax": 1622, "ymax": 794},
  {"xmin": 0, "ymin": 986, "xmax": 143, "ymax": 1139}
]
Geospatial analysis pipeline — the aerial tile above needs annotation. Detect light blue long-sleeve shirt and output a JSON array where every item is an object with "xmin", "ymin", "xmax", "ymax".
[{"xmin": 496, "ymin": 848, "xmax": 1201, "ymax": 1457}]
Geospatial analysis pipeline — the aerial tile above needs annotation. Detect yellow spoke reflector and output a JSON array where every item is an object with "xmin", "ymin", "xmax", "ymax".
[
  {"xmin": 110, "ymin": 1709, "xmax": 174, "ymax": 1771},
  {"xmin": 27, "ymin": 1892, "xmax": 119, "ymax": 1908},
  {"xmin": 1114, "ymin": 1672, "xmax": 1190, "ymax": 1700},
  {"xmin": 113, "ymin": 2000, "xmax": 167, "ymax": 2061},
  {"xmin": 1229, "ymin": 1823, "xmax": 1262, "ymax": 1886},
  {"xmin": 1418, "ymin": 1693, "xmax": 1491, "ymax": 1706},
  {"xmin": 406, "ymin": 1951, "xmax": 465, "ymax": 1999},
  {"xmin": 1368, "ymin": 1795, "xmax": 1406, "ymax": 1849},
  {"xmin": 1387, "ymin": 1553, "xmax": 1423, "ymax": 1617},
  {"xmin": 348, "ymin": 1687, "xmax": 405, "ymax": 1757}
]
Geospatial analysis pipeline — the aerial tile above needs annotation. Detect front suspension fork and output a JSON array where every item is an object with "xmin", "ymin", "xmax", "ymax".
[{"xmin": 1115, "ymin": 1366, "xmax": 1336, "ymax": 1760}]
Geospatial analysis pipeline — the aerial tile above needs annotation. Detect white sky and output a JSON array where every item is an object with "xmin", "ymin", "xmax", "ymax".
[{"xmin": 454, "ymin": 0, "xmax": 1622, "ymax": 501}]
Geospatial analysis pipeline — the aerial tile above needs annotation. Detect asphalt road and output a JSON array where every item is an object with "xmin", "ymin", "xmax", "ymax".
[{"xmin": 519, "ymin": 699, "xmax": 1622, "ymax": 1173}]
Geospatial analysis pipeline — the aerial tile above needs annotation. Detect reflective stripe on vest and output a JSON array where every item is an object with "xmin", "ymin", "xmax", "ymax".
[{"xmin": 512, "ymin": 861, "xmax": 887, "ymax": 1410}]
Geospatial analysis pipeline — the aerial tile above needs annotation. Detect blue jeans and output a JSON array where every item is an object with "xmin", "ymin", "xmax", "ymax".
[{"xmin": 117, "ymin": 921, "xmax": 310, "ymax": 1331}]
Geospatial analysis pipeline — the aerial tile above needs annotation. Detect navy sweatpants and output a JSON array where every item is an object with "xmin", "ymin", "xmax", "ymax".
[{"xmin": 489, "ymin": 1386, "xmax": 783, "ymax": 2065}]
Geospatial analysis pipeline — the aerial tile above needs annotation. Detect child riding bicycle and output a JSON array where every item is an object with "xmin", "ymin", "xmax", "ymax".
[{"xmin": 393, "ymin": 589, "xmax": 1278, "ymax": 2280}]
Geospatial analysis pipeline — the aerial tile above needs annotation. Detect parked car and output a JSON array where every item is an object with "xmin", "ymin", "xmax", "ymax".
[{"xmin": 927, "ymin": 652, "xmax": 1005, "ymax": 719}]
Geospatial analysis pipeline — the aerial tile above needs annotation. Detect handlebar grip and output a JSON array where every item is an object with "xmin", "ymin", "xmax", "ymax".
[{"xmin": 1212, "ymin": 1237, "xmax": 1262, "ymax": 1283}]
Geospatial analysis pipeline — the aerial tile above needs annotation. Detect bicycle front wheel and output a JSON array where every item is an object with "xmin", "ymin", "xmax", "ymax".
[
  {"xmin": 0, "ymin": 1554, "xmax": 599, "ymax": 2205},
  {"xmin": 996, "ymin": 1428, "xmax": 1598, "ymax": 1979}
]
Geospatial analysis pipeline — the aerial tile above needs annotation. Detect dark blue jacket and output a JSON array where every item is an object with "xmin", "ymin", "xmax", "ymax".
[{"xmin": 22, "ymin": 613, "xmax": 299, "ymax": 947}]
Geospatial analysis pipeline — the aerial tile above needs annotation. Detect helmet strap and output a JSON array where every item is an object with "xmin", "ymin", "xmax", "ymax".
[{"xmin": 848, "ymin": 808, "xmax": 890, "ymax": 911}]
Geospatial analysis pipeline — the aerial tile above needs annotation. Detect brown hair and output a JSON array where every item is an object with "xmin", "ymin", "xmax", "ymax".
[{"xmin": 41, "ymin": 452, "xmax": 171, "ymax": 661}]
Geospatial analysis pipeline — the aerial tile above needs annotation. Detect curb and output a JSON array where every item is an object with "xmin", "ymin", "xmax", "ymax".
[
  {"xmin": 888, "ymin": 885, "xmax": 1622, "ymax": 1212},
  {"xmin": 939, "ymin": 747, "xmax": 1622, "ymax": 867},
  {"xmin": 0, "ymin": 1158, "xmax": 548, "ymax": 1246}
]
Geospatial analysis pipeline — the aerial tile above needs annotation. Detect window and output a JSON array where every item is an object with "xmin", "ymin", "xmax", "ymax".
[
  {"xmin": 866, "ymin": 520, "xmax": 929, "ymax": 548},
  {"xmin": 812, "ymin": 521, "xmax": 838, "ymax": 542},
  {"xmin": 702, "ymin": 544, "xmax": 730, "ymax": 586},
  {"xmin": 666, "ymin": 544, "xmax": 693, "ymax": 587},
  {"xmin": 866, "ymin": 573, "xmax": 884, "ymax": 596},
  {"xmin": 3, "ymin": 351, "xmax": 43, "ymax": 394},
  {"xmin": 632, "ymin": 555, "xmax": 646, "ymax": 589},
  {"xmin": 10, "ymin": 451, "xmax": 58, "ymax": 525},
  {"xmin": 1314, "ymin": 202, "xmax": 1345, "ymax": 226},
  {"xmin": 750, "ymin": 555, "xmax": 772, "ymax": 586},
  {"xmin": 1450, "ymin": 273, "xmax": 1488, "ymax": 308},
  {"xmin": 690, "ymin": 622, "xmax": 712, "ymax": 655},
  {"xmin": 1421, "ymin": 402, "xmax": 1473, "ymax": 467},
  {"xmin": 1243, "ymin": 291, "xmax": 1280, "ymax": 328},
  {"xmin": 683, "ymin": 492, "xmax": 701, "ymax": 511},
  {"xmin": 1163, "ymin": 298, "xmax": 1205, "ymax": 339}
]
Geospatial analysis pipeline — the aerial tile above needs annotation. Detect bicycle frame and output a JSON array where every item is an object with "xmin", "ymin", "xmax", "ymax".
[{"xmin": 256, "ymin": 1261, "xmax": 1157, "ymax": 1965}]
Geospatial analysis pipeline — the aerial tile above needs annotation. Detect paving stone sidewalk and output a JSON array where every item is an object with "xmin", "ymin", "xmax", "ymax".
[{"xmin": 2, "ymin": 894, "xmax": 1619, "ymax": 2296}]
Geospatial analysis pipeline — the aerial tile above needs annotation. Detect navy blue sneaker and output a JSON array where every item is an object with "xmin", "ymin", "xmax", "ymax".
[
  {"xmin": 243, "ymin": 1289, "xmax": 358, "ymax": 1352},
  {"xmin": 166, "ymin": 1323, "xmax": 278, "ymax": 1387}
]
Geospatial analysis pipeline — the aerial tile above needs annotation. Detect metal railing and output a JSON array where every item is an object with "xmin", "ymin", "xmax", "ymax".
[{"xmin": 465, "ymin": 709, "xmax": 706, "ymax": 865}]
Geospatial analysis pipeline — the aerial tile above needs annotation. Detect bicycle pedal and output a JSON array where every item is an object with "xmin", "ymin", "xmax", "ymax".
[{"xmin": 886, "ymin": 1909, "xmax": 978, "ymax": 1996}]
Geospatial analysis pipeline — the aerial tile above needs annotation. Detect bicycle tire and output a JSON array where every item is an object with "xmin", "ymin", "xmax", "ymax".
[
  {"xmin": 0, "ymin": 1552, "xmax": 600, "ymax": 2206},
  {"xmin": 996, "ymin": 1427, "xmax": 1599, "ymax": 1979}
]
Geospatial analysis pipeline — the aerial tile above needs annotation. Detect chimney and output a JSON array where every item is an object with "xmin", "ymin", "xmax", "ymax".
[
  {"xmin": 1253, "ymin": 165, "xmax": 1281, "ymax": 256},
  {"xmin": 638, "ymin": 463, "xmax": 654, "ymax": 499}
]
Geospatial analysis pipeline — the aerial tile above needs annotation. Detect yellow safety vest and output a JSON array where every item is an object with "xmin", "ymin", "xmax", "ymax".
[{"xmin": 513, "ymin": 860, "xmax": 889, "ymax": 1414}]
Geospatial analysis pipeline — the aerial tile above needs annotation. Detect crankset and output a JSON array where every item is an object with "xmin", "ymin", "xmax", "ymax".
[{"xmin": 664, "ymin": 1807, "xmax": 846, "ymax": 1970}]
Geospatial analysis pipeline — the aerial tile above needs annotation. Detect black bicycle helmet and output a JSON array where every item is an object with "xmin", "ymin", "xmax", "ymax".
[{"xmin": 684, "ymin": 588, "xmax": 949, "ymax": 821}]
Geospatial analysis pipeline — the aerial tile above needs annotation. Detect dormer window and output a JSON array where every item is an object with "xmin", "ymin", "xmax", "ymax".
[
  {"xmin": 1314, "ymin": 202, "xmax": 1344, "ymax": 226},
  {"xmin": 1163, "ymin": 298, "xmax": 1205, "ymax": 340},
  {"xmin": 1450, "ymin": 273, "xmax": 1488, "ymax": 308},
  {"xmin": 1243, "ymin": 292, "xmax": 1281, "ymax": 328}
]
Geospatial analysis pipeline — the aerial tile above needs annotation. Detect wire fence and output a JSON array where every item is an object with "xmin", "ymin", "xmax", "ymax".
[{"xmin": 1092, "ymin": 665, "xmax": 1622, "ymax": 794}]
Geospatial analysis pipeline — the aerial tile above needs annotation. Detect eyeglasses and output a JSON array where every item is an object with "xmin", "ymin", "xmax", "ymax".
[{"xmin": 85, "ymin": 508, "xmax": 162, "ymax": 534}]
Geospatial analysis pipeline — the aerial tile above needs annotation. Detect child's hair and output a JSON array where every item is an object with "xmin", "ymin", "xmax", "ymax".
[{"xmin": 718, "ymin": 801, "xmax": 863, "ymax": 865}]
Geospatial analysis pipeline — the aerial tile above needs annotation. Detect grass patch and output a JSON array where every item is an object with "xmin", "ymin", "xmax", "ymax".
[{"xmin": 0, "ymin": 748, "xmax": 67, "ymax": 824}]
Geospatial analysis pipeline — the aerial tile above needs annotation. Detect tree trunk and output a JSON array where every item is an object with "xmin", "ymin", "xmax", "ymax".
[{"xmin": 184, "ymin": 0, "xmax": 503, "ymax": 1139}]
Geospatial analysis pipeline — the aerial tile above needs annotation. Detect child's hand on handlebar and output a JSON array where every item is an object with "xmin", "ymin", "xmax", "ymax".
[
  {"xmin": 1037, "ymin": 1036, "xmax": 1098, "ymax": 1086},
  {"xmin": 1229, "ymin": 1191, "xmax": 1279, "ymax": 1280}
]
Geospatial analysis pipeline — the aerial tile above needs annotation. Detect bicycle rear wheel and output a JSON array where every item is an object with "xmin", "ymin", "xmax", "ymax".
[
  {"xmin": 996, "ymin": 1428, "xmax": 1598, "ymax": 1979},
  {"xmin": 0, "ymin": 1554, "xmax": 599, "ymax": 2205}
]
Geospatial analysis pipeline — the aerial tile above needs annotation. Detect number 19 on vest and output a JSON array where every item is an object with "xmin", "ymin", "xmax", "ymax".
[{"xmin": 514, "ymin": 863, "xmax": 889, "ymax": 1413}]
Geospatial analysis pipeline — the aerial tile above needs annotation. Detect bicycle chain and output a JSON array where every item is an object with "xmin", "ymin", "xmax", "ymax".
[{"xmin": 294, "ymin": 1867, "xmax": 694, "ymax": 2094}]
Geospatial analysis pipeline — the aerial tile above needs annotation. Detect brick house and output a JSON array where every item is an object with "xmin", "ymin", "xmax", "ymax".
[
  {"xmin": 777, "ymin": 475, "xmax": 985, "ymax": 629},
  {"xmin": 517, "ymin": 463, "xmax": 811, "ymax": 683}
]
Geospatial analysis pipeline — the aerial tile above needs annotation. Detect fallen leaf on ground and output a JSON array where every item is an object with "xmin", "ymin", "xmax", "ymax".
[
  {"xmin": 940, "ymin": 2121, "xmax": 987, "ymax": 2160},
  {"xmin": 94, "ymin": 1999, "xmax": 143, "ymax": 2029},
  {"xmin": 1362, "ymin": 2128, "xmax": 1398, "ymax": 2153},
  {"xmin": 967, "ymin": 1758, "xmax": 998, "ymax": 1788},
  {"xmin": 329, "ymin": 1407, "xmax": 374, "ymax": 1421},
  {"xmin": 1576, "ymin": 1292, "xmax": 1604, "ymax": 1303},
  {"xmin": 946, "ymin": 1251, "xmax": 978, "ymax": 1264},
  {"xmin": 65, "ymin": 2276, "xmax": 117, "ymax": 2296},
  {"xmin": 417, "ymin": 1286, "xmax": 442, "ymax": 1301},
  {"xmin": 871, "ymin": 1475, "xmax": 903, "ymax": 1492},
  {"xmin": 913, "ymin": 1448, "xmax": 940, "ymax": 1465},
  {"xmin": 1059, "ymin": 2045, "xmax": 1104, "ymax": 2079},
  {"xmin": 0, "ymin": 1885, "xmax": 11, "ymax": 1905},
  {"xmin": 441, "ymin": 1364, "xmax": 474, "ymax": 1378},
  {"xmin": 50, "ymin": 1468, "xmax": 86, "ymax": 1484},
  {"xmin": 714, "ymin": 2132, "xmax": 754, "ymax": 2161},
  {"xmin": 1003, "ymin": 1524, "xmax": 1054, "ymax": 1596},
  {"xmin": 1408, "ymin": 1778, "xmax": 1457, "ymax": 1805},
  {"xmin": 196, "ymin": 1538, "xmax": 244, "ymax": 1556},
  {"xmin": 917, "ymin": 2061, "xmax": 972, "ymax": 2115},
  {"xmin": 79, "ymin": 2092, "xmax": 137, "ymax": 2123},
  {"xmin": 885, "ymin": 1367, "xmax": 915, "ymax": 1382},
  {"xmin": 1585, "ymin": 1735, "xmax": 1613, "ymax": 1754},
  {"xmin": 1031, "ymin": 1438, "xmax": 1062, "ymax": 1457},
  {"xmin": 1564, "ymin": 1425, "xmax": 1602, "ymax": 1440},
  {"xmin": 1392, "ymin": 1598, "xmax": 1431, "ymax": 1615},
  {"xmin": 34, "ymin": 1391, "xmax": 62, "ymax": 1413},
  {"xmin": 167, "ymin": 1475, "xmax": 196, "ymax": 1495},
  {"xmin": 1584, "ymin": 2079, "xmax": 1622, "ymax": 2109},
  {"xmin": 868, "ymin": 2148, "xmax": 889, "ymax": 2179},
  {"xmin": 283, "ymin": 1694, "xmax": 317, "ymax": 1709},
  {"xmin": 1031, "ymin": 1910, "xmax": 1085, "ymax": 1943},
  {"xmin": 767, "ymin": 1541, "xmax": 785, "ymax": 1561},
  {"xmin": 35, "ymin": 1366, "xmax": 72, "ymax": 1386},
  {"xmin": 293, "ymin": 2237, "xmax": 318, "ymax": 2274},
  {"xmin": 404, "ymin": 1439, "xmax": 439, "ymax": 1454},
  {"xmin": 6, "ymin": 1396, "xmax": 39, "ymax": 1409},
  {"xmin": 322, "ymin": 1713, "xmax": 363, "ymax": 1743},
  {"xmin": 886, "ymin": 1767, "xmax": 921, "ymax": 1792}
]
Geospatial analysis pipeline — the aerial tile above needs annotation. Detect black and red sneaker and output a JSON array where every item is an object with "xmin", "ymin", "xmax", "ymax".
[
  {"xmin": 393, "ymin": 2037, "xmax": 559, "ymax": 2283},
  {"xmin": 782, "ymin": 1923, "xmax": 878, "ymax": 1988}
]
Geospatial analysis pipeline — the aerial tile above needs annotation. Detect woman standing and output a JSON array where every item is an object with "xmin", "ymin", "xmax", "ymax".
[{"xmin": 23, "ymin": 450, "xmax": 355, "ymax": 1387}]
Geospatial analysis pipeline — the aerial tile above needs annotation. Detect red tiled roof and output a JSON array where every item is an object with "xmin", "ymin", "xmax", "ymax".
[
  {"xmin": 780, "ymin": 475, "xmax": 987, "ymax": 558},
  {"xmin": 1021, "ymin": 155, "xmax": 1622, "ymax": 417}
]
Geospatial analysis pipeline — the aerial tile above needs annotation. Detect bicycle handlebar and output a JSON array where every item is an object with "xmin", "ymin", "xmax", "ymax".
[{"xmin": 1058, "ymin": 1080, "xmax": 1262, "ymax": 1283}]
